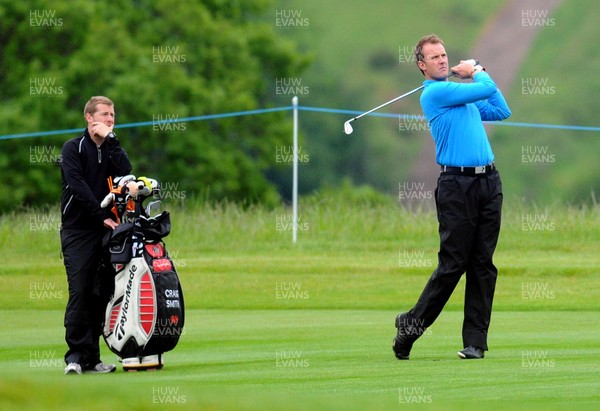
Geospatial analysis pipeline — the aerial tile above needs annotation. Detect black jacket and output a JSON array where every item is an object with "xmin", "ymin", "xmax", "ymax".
[{"xmin": 60, "ymin": 129, "xmax": 132, "ymax": 230}]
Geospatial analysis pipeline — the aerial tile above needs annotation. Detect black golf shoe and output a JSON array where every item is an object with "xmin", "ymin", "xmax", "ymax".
[
  {"xmin": 457, "ymin": 346, "xmax": 485, "ymax": 359},
  {"xmin": 392, "ymin": 313, "xmax": 422, "ymax": 360}
]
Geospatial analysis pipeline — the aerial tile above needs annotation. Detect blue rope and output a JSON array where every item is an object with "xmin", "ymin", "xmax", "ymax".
[
  {"xmin": 115, "ymin": 106, "xmax": 292, "ymax": 129},
  {"xmin": 1, "ymin": 105, "xmax": 598, "ymax": 141},
  {"xmin": 0, "ymin": 106, "xmax": 292, "ymax": 141},
  {"xmin": 298, "ymin": 106, "xmax": 600, "ymax": 131}
]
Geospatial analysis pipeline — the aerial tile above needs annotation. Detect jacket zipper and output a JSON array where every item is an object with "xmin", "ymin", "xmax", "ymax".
[
  {"xmin": 97, "ymin": 145, "xmax": 102, "ymax": 163},
  {"xmin": 63, "ymin": 194, "xmax": 73, "ymax": 215}
]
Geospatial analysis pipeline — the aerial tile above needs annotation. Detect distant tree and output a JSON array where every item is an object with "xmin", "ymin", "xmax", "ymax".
[{"xmin": 0, "ymin": 0, "xmax": 310, "ymax": 210}]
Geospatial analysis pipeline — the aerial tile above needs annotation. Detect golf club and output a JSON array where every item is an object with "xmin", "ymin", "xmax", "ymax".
[
  {"xmin": 343, "ymin": 85, "xmax": 424, "ymax": 135},
  {"xmin": 343, "ymin": 73, "xmax": 461, "ymax": 135}
]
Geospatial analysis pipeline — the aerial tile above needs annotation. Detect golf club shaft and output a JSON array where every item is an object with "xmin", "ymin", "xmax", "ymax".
[{"xmin": 349, "ymin": 85, "xmax": 424, "ymax": 123}]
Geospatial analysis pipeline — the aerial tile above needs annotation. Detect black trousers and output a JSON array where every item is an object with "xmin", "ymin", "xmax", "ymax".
[
  {"xmin": 408, "ymin": 170, "xmax": 502, "ymax": 350},
  {"xmin": 61, "ymin": 228, "xmax": 115, "ymax": 367}
]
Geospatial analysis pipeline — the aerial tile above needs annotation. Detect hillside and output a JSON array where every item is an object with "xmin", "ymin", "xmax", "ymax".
[
  {"xmin": 494, "ymin": 0, "xmax": 600, "ymax": 203},
  {"xmin": 271, "ymin": 0, "xmax": 599, "ymax": 205}
]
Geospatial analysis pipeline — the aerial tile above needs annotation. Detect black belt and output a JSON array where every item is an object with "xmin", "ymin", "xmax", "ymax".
[{"xmin": 440, "ymin": 163, "xmax": 496, "ymax": 175}]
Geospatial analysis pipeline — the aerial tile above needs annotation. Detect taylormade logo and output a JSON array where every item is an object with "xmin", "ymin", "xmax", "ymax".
[{"xmin": 116, "ymin": 265, "xmax": 137, "ymax": 340}]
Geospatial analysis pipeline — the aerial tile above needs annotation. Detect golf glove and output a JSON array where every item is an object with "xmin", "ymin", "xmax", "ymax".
[{"xmin": 464, "ymin": 59, "xmax": 485, "ymax": 75}]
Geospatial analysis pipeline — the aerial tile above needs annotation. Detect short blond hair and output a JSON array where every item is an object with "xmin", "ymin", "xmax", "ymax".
[
  {"xmin": 83, "ymin": 96, "xmax": 114, "ymax": 117},
  {"xmin": 414, "ymin": 34, "xmax": 445, "ymax": 75}
]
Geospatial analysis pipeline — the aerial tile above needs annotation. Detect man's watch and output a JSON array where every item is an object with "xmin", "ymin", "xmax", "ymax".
[
  {"xmin": 106, "ymin": 132, "xmax": 116, "ymax": 139},
  {"xmin": 470, "ymin": 64, "xmax": 485, "ymax": 77}
]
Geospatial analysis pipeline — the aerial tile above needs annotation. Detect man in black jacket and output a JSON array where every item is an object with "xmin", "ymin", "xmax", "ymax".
[{"xmin": 60, "ymin": 96, "xmax": 132, "ymax": 374}]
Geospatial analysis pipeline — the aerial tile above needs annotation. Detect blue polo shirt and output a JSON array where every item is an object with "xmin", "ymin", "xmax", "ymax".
[{"xmin": 420, "ymin": 71, "xmax": 511, "ymax": 167}]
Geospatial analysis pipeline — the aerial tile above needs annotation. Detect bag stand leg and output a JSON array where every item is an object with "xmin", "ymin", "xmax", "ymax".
[{"xmin": 121, "ymin": 354, "xmax": 164, "ymax": 372}]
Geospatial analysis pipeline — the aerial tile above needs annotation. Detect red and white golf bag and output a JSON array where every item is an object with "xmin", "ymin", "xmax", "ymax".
[{"xmin": 101, "ymin": 175, "xmax": 185, "ymax": 371}]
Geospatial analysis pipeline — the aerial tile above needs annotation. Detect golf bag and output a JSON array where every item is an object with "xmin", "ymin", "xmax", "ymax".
[{"xmin": 101, "ymin": 175, "xmax": 185, "ymax": 371}]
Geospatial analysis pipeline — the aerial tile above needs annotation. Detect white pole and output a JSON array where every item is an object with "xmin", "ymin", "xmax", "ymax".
[{"xmin": 292, "ymin": 96, "xmax": 298, "ymax": 243}]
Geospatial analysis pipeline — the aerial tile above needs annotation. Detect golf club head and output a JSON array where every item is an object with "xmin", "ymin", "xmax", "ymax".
[{"xmin": 343, "ymin": 121, "xmax": 353, "ymax": 135}]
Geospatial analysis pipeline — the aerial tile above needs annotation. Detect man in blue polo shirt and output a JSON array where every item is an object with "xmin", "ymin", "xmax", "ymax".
[{"xmin": 393, "ymin": 34, "xmax": 511, "ymax": 360}]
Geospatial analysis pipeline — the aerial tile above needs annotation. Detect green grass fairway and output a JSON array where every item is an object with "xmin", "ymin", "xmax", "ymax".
[
  {"xmin": 1, "ymin": 199, "xmax": 599, "ymax": 410},
  {"xmin": 0, "ymin": 309, "xmax": 598, "ymax": 411}
]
